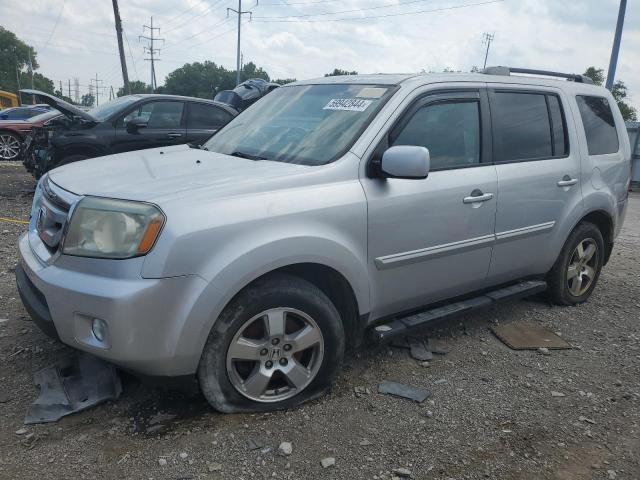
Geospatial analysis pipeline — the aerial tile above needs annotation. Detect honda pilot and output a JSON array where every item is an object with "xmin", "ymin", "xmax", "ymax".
[{"xmin": 16, "ymin": 67, "xmax": 631, "ymax": 412}]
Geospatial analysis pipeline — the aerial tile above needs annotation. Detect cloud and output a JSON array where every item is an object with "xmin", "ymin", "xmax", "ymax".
[{"xmin": 2, "ymin": 0, "xmax": 638, "ymax": 110}]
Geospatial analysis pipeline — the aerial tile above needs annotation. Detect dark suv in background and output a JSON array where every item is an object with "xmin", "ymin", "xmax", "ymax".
[{"xmin": 21, "ymin": 89, "xmax": 237, "ymax": 178}]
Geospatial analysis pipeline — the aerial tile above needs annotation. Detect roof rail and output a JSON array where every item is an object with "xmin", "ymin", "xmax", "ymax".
[{"xmin": 483, "ymin": 66, "xmax": 594, "ymax": 84}]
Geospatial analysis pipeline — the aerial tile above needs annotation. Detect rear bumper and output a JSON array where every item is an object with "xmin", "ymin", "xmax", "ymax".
[{"xmin": 16, "ymin": 232, "xmax": 211, "ymax": 376}]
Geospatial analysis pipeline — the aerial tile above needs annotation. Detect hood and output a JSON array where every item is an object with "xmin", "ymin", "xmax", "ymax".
[
  {"xmin": 48, "ymin": 144, "xmax": 311, "ymax": 203},
  {"xmin": 19, "ymin": 89, "xmax": 95, "ymax": 122}
]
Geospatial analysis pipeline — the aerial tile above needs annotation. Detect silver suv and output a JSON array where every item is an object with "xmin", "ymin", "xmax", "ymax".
[{"xmin": 16, "ymin": 68, "xmax": 631, "ymax": 412}]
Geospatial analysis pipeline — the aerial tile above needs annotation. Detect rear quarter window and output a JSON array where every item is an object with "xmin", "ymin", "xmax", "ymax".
[{"xmin": 576, "ymin": 95, "xmax": 619, "ymax": 155}]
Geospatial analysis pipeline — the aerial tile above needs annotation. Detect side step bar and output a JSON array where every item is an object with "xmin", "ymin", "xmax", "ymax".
[{"xmin": 370, "ymin": 280, "xmax": 547, "ymax": 344}]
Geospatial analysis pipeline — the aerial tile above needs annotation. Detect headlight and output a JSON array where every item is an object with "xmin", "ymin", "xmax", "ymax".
[{"xmin": 62, "ymin": 197, "xmax": 165, "ymax": 259}]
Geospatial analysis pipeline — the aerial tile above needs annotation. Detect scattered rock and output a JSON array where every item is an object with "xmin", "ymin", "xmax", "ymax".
[
  {"xmin": 278, "ymin": 442, "xmax": 293, "ymax": 456},
  {"xmin": 158, "ymin": 458, "xmax": 167, "ymax": 467},
  {"xmin": 359, "ymin": 439, "xmax": 372, "ymax": 446},
  {"xmin": 419, "ymin": 361, "xmax": 431, "ymax": 368},
  {"xmin": 538, "ymin": 347, "xmax": 550, "ymax": 355},
  {"xmin": 246, "ymin": 438, "xmax": 265, "ymax": 450},
  {"xmin": 15, "ymin": 428, "xmax": 27, "ymax": 435},
  {"xmin": 320, "ymin": 457, "xmax": 335, "ymax": 468},
  {"xmin": 434, "ymin": 378, "xmax": 447, "ymax": 385},
  {"xmin": 393, "ymin": 467, "xmax": 412, "ymax": 477},
  {"xmin": 607, "ymin": 470, "xmax": 617, "ymax": 480},
  {"xmin": 354, "ymin": 386, "xmax": 371, "ymax": 397},
  {"xmin": 551, "ymin": 391, "xmax": 566, "ymax": 397},
  {"xmin": 208, "ymin": 462, "xmax": 223, "ymax": 472},
  {"xmin": 579, "ymin": 416, "xmax": 596, "ymax": 424},
  {"xmin": 179, "ymin": 452, "xmax": 188, "ymax": 460}
]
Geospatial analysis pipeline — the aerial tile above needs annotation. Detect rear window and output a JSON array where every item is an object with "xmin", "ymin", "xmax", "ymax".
[
  {"xmin": 187, "ymin": 103, "xmax": 232, "ymax": 129},
  {"xmin": 576, "ymin": 96, "xmax": 619, "ymax": 155}
]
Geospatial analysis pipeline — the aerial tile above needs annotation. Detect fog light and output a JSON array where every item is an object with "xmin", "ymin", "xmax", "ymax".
[{"xmin": 92, "ymin": 318, "xmax": 108, "ymax": 342}]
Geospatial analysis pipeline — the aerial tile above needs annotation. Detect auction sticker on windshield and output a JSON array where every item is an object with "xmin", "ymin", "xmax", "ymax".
[{"xmin": 323, "ymin": 98, "xmax": 373, "ymax": 112}]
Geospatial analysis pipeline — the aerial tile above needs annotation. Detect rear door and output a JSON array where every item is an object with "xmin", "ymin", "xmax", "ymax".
[
  {"xmin": 486, "ymin": 87, "xmax": 583, "ymax": 284},
  {"xmin": 112, "ymin": 100, "xmax": 186, "ymax": 153},
  {"xmin": 185, "ymin": 102, "xmax": 234, "ymax": 145}
]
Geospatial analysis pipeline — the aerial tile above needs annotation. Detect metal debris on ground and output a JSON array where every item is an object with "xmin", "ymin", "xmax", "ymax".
[
  {"xmin": 378, "ymin": 381, "xmax": 431, "ymax": 403},
  {"xmin": 24, "ymin": 352, "xmax": 122, "ymax": 424},
  {"xmin": 246, "ymin": 438, "xmax": 265, "ymax": 450},
  {"xmin": 490, "ymin": 322, "xmax": 572, "ymax": 350},
  {"xmin": 407, "ymin": 337, "xmax": 433, "ymax": 361}
]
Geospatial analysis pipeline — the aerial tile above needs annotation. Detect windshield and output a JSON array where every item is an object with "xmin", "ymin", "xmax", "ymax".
[
  {"xmin": 89, "ymin": 96, "xmax": 140, "ymax": 121},
  {"xmin": 204, "ymin": 84, "xmax": 394, "ymax": 165}
]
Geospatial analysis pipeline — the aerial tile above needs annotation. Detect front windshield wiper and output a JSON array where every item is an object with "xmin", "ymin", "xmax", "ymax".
[
  {"xmin": 230, "ymin": 150, "xmax": 268, "ymax": 161},
  {"xmin": 188, "ymin": 143, "xmax": 208, "ymax": 150}
]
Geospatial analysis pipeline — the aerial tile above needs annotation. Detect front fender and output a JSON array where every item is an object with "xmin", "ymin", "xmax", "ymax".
[{"xmin": 171, "ymin": 236, "xmax": 370, "ymax": 374}]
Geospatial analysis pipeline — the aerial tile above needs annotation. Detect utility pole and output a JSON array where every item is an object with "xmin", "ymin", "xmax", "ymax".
[
  {"xmin": 227, "ymin": 1, "xmax": 255, "ymax": 86},
  {"xmin": 112, "ymin": 0, "xmax": 131, "ymax": 95},
  {"xmin": 15, "ymin": 64, "xmax": 21, "ymax": 105},
  {"xmin": 59, "ymin": 80, "xmax": 63, "ymax": 96},
  {"xmin": 140, "ymin": 17, "xmax": 164, "ymax": 93},
  {"xmin": 482, "ymin": 32, "xmax": 494, "ymax": 70},
  {"xmin": 90, "ymin": 74, "xmax": 103, "ymax": 106},
  {"xmin": 68, "ymin": 79, "xmax": 71, "ymax": 100},
  {"xmin": 606, "ymin": 0, "xmax": 627, "ymax": 91},
  {"xmin": 28, "ymin": 47, "xmax": 35, "ymax": 104}
]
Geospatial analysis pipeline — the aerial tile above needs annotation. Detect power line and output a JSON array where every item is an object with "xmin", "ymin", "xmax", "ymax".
[
  {"xmin": 140, "ymin": 17, "xmax": 164, "ymax": 92},
  {"xmin": 124, "ymin": 31, "xmax": 140, "ymax": 81},
  {"xmin": 39, "ymin": 0, "xmax": 66, "ymax": 53},
  {"xmin": 163, "ymin": 0, "xmax": 226, "ymax": 34},
  {"xmin": 162, "ymin": 18, "xmax": 231, "ymax": 52},
  {"xmin": 253, "ymin": 0, "xmax": 504, "ymax": 22},
  {"xmin": 253, "ymin": 0, "xmax": 437, "ymax": 18}
]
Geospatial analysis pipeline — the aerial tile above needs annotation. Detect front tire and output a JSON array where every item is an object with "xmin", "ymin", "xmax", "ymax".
[
  {"xmin": 548, "ymin": 221, "xmax": 604, "ymax": 305},
  {"xmin": 198, "ymin": 273, "xmax": 344, "ymax": 413}
]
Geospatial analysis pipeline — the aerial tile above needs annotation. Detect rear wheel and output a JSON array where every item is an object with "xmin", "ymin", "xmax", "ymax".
[
  {"xmin": 198, "ymin": 273, "xmax": 344, "ymax": 413},
  {"xmin": 0, "ymin": 132, "xmax": 21, "ymax": 161},
  {"xmin": 548, "ymin": 222, "xmax": 604, "ymax": 305}
]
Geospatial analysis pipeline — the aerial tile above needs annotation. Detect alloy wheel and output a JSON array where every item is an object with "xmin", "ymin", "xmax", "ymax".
[
  {"xmin": 0, "ymin": 134, "xmax": 20, "ymax": 160},
  {"xmin": 226, "ymin": 307, "xmax": 324, "ymax": 403},
  {"xmin": 566, "ymin": 238, "xmax": 598, "ymax": 297}
]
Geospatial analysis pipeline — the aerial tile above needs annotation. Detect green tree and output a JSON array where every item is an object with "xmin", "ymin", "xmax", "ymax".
[
  {"xmin": 117, "ymin": 80, "xmax": 152, "ymax": 97},
  {"xmin": 0, "ymin": 26, "xmax": 57, "ymax": 100},
  {"xmin": 81, "ymin": 93, "xmax": 95, "ymax": 107},
  {"xmin": 324, "ymin": 68, "xmax": 358, "ymax": 77},
  {"xmin": 583, "ymin": 67, "xmax": 637, "ymax": 121},
  {"xmin": 163, "ymin": 61, "xmax": 271, "ymax": 99}
]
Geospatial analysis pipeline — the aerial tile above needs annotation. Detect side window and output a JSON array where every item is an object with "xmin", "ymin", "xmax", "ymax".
[
  {"xmin": 576, "ymin": 95, "xmax": 619, "ymax": 155},
  {"xmin": 390, "ymin": 100, "xmax": 480, "ymax": 169},
  {"xmin": 492, "ymin": 92, "xmax": 552, "ymax": 161},
  {"xmin": 187, "ymin": 103, "xmax": 232, "ymax": 129},
  {"xmin": 122, "ymin": 101, "xmax": 184, "ymax": 129}
]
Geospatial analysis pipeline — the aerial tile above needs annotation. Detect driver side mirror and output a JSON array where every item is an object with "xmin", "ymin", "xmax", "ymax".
[
  {"xmin": 126, "ymin": 116, "xmax": 148, "ymax": 134},
  {"xmin": 380, "ymin": 145, "xmax": 430, "ymax": 179}
]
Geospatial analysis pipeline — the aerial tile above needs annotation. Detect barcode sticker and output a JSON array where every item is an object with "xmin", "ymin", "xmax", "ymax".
[{"xmin": 323, "ymin": 98, "xmax": 373, "ymax": 112}]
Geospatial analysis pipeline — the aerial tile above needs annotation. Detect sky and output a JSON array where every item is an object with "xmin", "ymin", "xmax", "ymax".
[{"xmin": 2, "ymin": 0, "xmax": 639, "ymax": 110}]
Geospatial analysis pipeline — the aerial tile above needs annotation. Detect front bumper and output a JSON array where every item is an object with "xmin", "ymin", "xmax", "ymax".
[{"xmin": 17, "ymin": 232, "xmax": 211, "ymax": 376}]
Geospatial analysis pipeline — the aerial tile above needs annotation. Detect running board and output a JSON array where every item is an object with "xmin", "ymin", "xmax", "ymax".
[{"xmin": 370, "ymin": 280, "xmax": 547, "ymax": 344}]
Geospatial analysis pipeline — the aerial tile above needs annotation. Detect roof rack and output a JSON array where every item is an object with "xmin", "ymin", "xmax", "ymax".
[{"xmin": 483, "ymin": 66, "xmax": 594, "ymax": 84}]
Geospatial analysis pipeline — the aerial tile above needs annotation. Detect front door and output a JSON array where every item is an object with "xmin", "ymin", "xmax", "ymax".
[
  {"xmin": 486, "ymin": 88, "xmax": 583, "ymax": 284},
  {"xmin": 112, "ymin": 100, "xmax": 186, "ymax": 153},
  {"xmin": 362, "ymin": 90, "xmax": 498, "ymax": 319}
]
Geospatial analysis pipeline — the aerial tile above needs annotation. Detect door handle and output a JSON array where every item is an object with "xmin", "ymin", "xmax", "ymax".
[
  {"xmin": 166, "ymin": 132, "xmax": 182, "ymax": 138},
  {"xmin": 557, "ymin": 178, "xmax": 578, "ymax": 187},
  {"xmin": 463, "ymin": 192, "xmax": 494, "ymax": 204}
]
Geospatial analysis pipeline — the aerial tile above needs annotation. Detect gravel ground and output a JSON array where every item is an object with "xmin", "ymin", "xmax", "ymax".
[{"xmin": 0, "ymin": 162, "xmax": 638, "ymax": 480}]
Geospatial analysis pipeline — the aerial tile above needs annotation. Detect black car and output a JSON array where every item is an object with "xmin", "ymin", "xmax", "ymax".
[
  {"xmin": 214, "ymin": 78, "xmax": 279, "ymax": 112},
  {"xmin": 21, "ymin": 89, "xmax": 237, "ymax": 178}
]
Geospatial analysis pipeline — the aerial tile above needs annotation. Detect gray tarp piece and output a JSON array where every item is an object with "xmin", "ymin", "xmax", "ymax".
[
  {"xmin": 25, "ymin": 352, "xmax": 122, "ymax": 424},
  {"xmin": 491, "ymin": 323, "xmax": 572, "ymax": 350},
  {"xmin": 378, "ymin": 381, "xmax": 431, "ymax": 403}
]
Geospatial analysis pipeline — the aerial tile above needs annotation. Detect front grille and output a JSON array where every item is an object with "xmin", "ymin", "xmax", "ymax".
[{"xmin": 35, "ymin": 176, "xmax": 76, "ymax": 251}]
